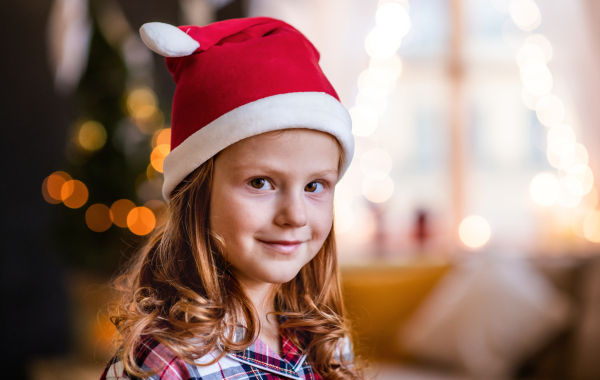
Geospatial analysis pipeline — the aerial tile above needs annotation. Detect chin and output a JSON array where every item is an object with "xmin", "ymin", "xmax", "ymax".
[{"xmin": 261, "ymin": 267, "xmax": 302, "ymax": 284}]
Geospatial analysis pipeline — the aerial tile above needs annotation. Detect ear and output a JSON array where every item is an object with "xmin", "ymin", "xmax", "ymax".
[{"xmin": 140, "ymin": 22, "xmax": 200, "ymax": 57}]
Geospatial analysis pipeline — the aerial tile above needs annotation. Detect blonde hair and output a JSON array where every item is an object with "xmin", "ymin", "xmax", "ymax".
[{"xmin": 111, "ymin": 151, "xmax": 362, "ymax": 379}]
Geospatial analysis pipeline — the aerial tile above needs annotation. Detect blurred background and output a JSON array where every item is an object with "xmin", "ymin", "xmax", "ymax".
[{"xmin": 3, "ymin": 0, "xmax": 600, "ymax": 379}]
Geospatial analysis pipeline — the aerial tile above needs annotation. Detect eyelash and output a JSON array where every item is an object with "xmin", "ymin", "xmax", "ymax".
[{"xmin": 247, "ymin": 178, "xmax": 327, "ymax": 193}]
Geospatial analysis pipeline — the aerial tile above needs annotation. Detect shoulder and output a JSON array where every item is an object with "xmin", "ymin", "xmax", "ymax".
[
  {"xmin": 101, "ymin": 335, "xmax": 194, "ymax": 380},
  {"xmin": 101, "ymin": 335, "xmax": 250, "ymax": 380}
]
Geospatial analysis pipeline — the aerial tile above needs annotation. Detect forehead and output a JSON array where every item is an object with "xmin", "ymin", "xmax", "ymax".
[{"xmin": 215, "ymin": 129, "xmax": 341, "ymax": 173}]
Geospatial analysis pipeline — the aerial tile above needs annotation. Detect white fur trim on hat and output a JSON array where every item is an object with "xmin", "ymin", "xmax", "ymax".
[
  {"xmin": 162, "ymin": 92, "xmax": 354, "ymax": 199},
  {"xmin": 140, "ymin": 22, "xmax": 200, "ymax": 57}
]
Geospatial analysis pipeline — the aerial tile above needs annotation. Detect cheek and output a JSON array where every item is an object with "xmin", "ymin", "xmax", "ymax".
[
  {"xmin": 309, "ymin": 200, "xmax": 334, "ymax": 242},
  {"xmin": 210, "ymin": 188, "xmax": 267, "ymax": 244}
]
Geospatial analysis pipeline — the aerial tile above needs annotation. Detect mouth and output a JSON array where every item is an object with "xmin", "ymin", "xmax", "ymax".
[{"xmin": 257, "ymin": 239, "xmax": 305, "ymax": 254}]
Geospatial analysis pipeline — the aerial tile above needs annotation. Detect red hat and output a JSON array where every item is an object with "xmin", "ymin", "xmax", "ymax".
[{"xmin": 140, "ymin": 17, "xmax": 354, "ymax": 200}]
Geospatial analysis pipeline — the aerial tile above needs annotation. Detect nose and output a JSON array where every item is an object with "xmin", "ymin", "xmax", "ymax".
[{"xmin": 274, "ymin": 188, "xmax": 308, "ymax": 228}]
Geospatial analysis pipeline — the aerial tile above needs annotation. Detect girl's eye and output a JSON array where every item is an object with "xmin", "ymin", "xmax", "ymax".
[
  {"xmin": 249, "ymin": 178, "xmax": 272, "ymax": 190},
  {"xmin": 305, "ymin": 182, "xmax": 324, "ymax": 193}
]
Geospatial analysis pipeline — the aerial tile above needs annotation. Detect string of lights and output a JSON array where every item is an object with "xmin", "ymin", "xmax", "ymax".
[
  {"xmin": 42, "ymin": 86, "xmax": 168, "ymax": 236},
  {"xmin": 506, "ymin": 0, "xmax": 600, "ymax": 242}
]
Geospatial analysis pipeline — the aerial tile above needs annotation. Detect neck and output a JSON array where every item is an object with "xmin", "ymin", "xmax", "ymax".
[
  {"xmin": 243, "ymin": 280, "xmax": 276, "ymax": 319},
  {"xmin": 236, "ymin": 276, "xmax": 280, "ymax": 353}
]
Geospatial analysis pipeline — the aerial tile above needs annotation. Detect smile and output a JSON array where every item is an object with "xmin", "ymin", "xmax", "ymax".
[{"xmin": 257, "ymin": 239, "xmax": 305, "ymax": 254}]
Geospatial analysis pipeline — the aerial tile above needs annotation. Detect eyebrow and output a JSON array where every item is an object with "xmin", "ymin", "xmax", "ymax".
[{"xmin": 229, "ymin": 163, "xmax": 338, "ymax": 178}]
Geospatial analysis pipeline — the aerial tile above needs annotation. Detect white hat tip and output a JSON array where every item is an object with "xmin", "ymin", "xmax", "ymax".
[{"xmin": 140, "ymin": 22, "xmax": 200, "ymax": 58}]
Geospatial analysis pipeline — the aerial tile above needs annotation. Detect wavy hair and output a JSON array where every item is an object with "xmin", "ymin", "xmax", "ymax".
[{"xmin": 110, "ymin": 154, "xmax": 362, "ymax": 380}]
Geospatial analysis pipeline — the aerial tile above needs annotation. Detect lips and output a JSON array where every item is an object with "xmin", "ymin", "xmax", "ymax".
[{"xmin": 257, "ymin": 239, "xmax": 305, "ymax": 254}]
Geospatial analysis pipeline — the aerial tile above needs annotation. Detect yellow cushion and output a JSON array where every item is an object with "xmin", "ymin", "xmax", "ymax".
[{"xmin": 341, "ymin": 261, "xmax": 450, "ymax": 363}]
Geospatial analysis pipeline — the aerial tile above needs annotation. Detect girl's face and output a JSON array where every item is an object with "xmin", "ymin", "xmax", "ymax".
[{"xmin": 210, "ymin": 129, "xmax": 339, "ymax": 288}]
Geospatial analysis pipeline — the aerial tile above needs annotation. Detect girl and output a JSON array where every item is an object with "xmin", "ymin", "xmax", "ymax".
[{"xmin": 102, "ymin": 17, "xmax": 360, "ymax": 380}]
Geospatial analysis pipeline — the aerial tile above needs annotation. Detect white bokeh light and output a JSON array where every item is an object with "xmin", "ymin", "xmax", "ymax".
[
  {"xmin": 521, "ymin": 61, "xmax": 553, "ymax": 96},
  {"xmin": 356, "ymin": 87, "xmax": 388, "ymax": 116},
  {"xmin": 365, "ymin": 26, "xmax": 401, "ymax": 60},
  {"xmin": 559, "ymin": 143, "xmax": 589, "ymax": 170},
  {"xmin": 524, "ymin": 34, "xmax": 553, "ymax": 61},
  {"xmin": 509, "ymin": 0, "xmax": 541, "ymax": 31},
  {"xmin": 547, "ymin": 125, "xmax": 576, "ymax": 155},
  {"xmin": 530, "ymin": 172, "xmax": 559, "ymax": 206},
  {"xmin": 360, "ymin": 148, "xmax": 392, "ymax": 177},
  {"xmin": 521, "ymin": 86, "xmax": 542, "ymax": 110},
  {"xmin": 536, "ymin": 95, "xmax": 565, "ymax": 127},
  {"xmin": 362, "ymin": 174, "xmax": 394, "ymax": 203},
  {"xmin": 369, "ymin": 54, "xmax": 402, "ymax": 82},
  {"xmin": 358, "ymin": 68, "xmax": 395, "ymax": 94},
  {"xmin": 350, "ymin": 105, "xmax": 378, "ymax": 137},
  {"xmin": 459, "ymin": 215, "xmax": 492, "ymax": 249},
  {"xmin": 564, "ymin": 164, "xmax": 594, "ymax": 196},
  {"xmin": 583, "ymin": 210, "xmax": 600, "ymax": 243},
  {"xmin": 557, "ymin": 177, "xmax": 583, "ymax": 208},
  {"xmin": 517, "ymin": 43, "xmax": 547, "ymax": 66},
  {"xmin": 375, "ymin": 2, "xmax": 411, "ymax": 39}
]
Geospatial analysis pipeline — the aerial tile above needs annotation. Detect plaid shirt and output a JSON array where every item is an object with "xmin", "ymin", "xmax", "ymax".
[{"xmin": 100, "ymin": 327, "xmax": 348, "ymax": 380}]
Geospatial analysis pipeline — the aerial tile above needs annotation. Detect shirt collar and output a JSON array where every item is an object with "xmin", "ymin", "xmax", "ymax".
[{"xmin": 225, "ymin": 326, "xmax": 307, "ymax": 380}]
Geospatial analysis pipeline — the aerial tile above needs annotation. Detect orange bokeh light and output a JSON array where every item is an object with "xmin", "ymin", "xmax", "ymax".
[
  {"xmin": 61, "ymin": 180, "xmax": 88, "ymax": 209},
  {"xmin": 150, "ymin": 144, "xmax": 170, "ymax": 173},
  {"xmin": 45, "ymin": 171, "xmax": 72, "ymax": 202},
  {"xmin": 152, "ymin": 128, "xmax": 171, "ymax": 148},
  {"xmin": 42, "ymin": 177, "xmax": 61, "ymax": 204},
  {"xmin": 127, "ymin": 206, "xmax": 156, "ymax": 235},
  {"xmin": 85, "ymin": 204, "xmax": 112, "ymax": 232},
  {"xmin": 144, "ymin": 200, "xmax": 167, "ymax": 228},
  {"xmin": 110, "ymin": 199, "xmax": 136, "ymax": 228}
]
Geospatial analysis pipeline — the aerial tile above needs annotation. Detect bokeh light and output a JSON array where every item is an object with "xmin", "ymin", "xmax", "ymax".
[
  {"xmin": 369, "ymin": 54, "xmax": 402, "ymax": 83},
  {"xmin": 127, "ymin": 87, "xmax": 163, "ymax": 134},
  {"xmin": 529, "ymin": 172, "xmax": 559, "ymax": 206},
  {"xmin": 85, "ymin": 204, "xmax": 112, "ymax": 232},
  {"xmin": 524, "ymin": 34, "xmax": 553, "ymax": 61},
  {"xmin": 127, "ymin": 87, "xmax": 157, "ymax": 116},
  {"xmin": 356, "ymin": 87, "xmax": 388, "ymax": 115},
  {"xmin": 360, "ymin": 148, "xmax": 392, "ymax": 176},
  {"xmin": 365, "ymin": 26, "xmax": 401, "ymax": 60},
  {"xmin": 110, "ymin": 199, "xmax": 136, "ymax": 228},
  {"xmin": 146, "ymin": 163, "xmax": 158, "ymax": 180},
  {"xmin": 43, "ymin": 171, "xmax": 72, "ymax": 204},
  {"xmin": 60, "ymin": 180, "xmax": 88, "ymax": 209},
  {"xmin": 536, "ymin": 95, "xmax": 565, "ymax": 127},
  {"xmin": 77, "ymin": 120, "xmax": 107, "ymax": 152},
  {"xmin": 558, "ymin": 143, "xmax": 589, "ymax": 170},
  {"xmin": 127, "ymin": 206, "xmax": 156, "ymax": 236},
  {"xmin": 509, "ymin": 0, "xmax": 541, "ymax": 31},
  {"xmin": 583, "ymin": 210, "xmax": 600, "ymax": 242},
  {"xmin": 335, "ymin": 203, "xmax": 355, "ymax": 234},
  {"xmin": 459, "ymin": 215, "xmax": 491, "ymax": 249},
  {"xmin": 547, "ymin": 125, "xmax": 576, "ymax": 155},
  {"xmin": 42, "ymin": 177, "xmax": 61, "ymax": 204},
  {"xmin": 144, "ymin": 199, "xmax": 167, "ymax": 228},
  {"xmin": 564, "ymin": 164, "xmax": 594, "ymax": 196},
  {"xmin": 557, "ymin": 178, "xmax": 582, "ymax": 208},
  {"xmin": 150, "ymin": 144, "xmax": 171, "ymax": 173},
  {"xmin": 521, "ymin": 86, "xmax": 542, "ymax": 110},
  {"xmin": 362, "ymin": 174, "xmax": 394, "ymax": 203},
  {"xmin": 152, "ymin": 128, "xmax": 171, "ymax": 149},
  {"xmin": 350, "ymin": 105, "xmax": 379, "ymax": 137},
  {"xmin": 516, "ymin": 43, "xmax": 547, "ymax": 66},
  {"xmin": 358, "ymin": 68, "xmax": 396, "ymax": 94},
  {"xmin": 521, "ymin": 61, "xmax": 553, "ymax": 96},
  {"xmin": 375, "ymin": 2, "xmax": 411, "ymax": 39}
]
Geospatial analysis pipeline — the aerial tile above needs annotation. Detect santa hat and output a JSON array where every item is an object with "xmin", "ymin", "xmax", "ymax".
[{"xmin": 139, "ymin": 17, "xmax": 354, "ymax": 200}]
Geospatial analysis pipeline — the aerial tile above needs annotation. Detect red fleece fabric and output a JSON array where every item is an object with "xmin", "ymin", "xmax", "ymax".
[{"xmin": 165, "ymin": 17, "xmax": 340, "ymax": 150}]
